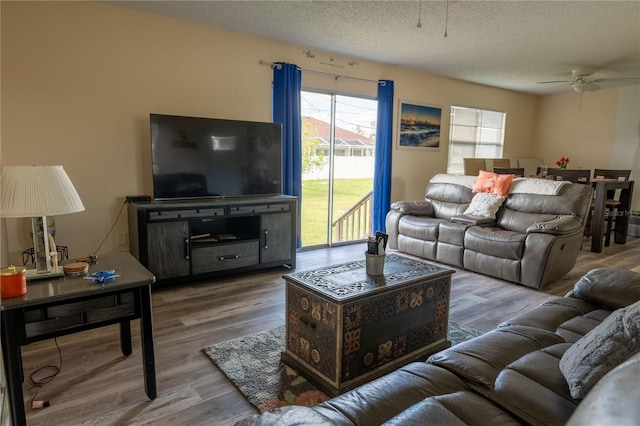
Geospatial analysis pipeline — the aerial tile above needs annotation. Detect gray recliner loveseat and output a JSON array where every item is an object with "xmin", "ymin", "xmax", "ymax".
[{"xmin": 385, "ymin": 174, "xmax": 593, "ymax": 289}]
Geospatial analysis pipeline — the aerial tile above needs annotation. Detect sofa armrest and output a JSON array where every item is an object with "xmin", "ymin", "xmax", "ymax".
[
  {"xmin": 525, "ymin": 215, "xmax": 582, "ymax": 235},
  {"xmin": 570, "ymin": 267, "xmax": 640, "ymax": 309},
  {"xmin": 390, "ymin": 200, "xmax": 434, "ymax": 217},
  {"xmin": 451, "ymin": 215, "xmax": 496, "ymax": 226}
]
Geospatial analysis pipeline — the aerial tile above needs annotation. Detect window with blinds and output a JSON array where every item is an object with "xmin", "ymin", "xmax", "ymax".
[{"xmin": 447, "ymin": 106, "xmax": 506, "ymax": 175}]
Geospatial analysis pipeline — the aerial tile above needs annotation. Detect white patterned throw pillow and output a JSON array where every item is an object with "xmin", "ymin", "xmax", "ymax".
[{"xmin": 463, "ymin": 192, "xmax": 505, "ymax": 218}]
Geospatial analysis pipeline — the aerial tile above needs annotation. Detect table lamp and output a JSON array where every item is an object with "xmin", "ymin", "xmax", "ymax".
[{"xmin": 1, "ymin": 165, "xmax": 85, "ymax": 280}]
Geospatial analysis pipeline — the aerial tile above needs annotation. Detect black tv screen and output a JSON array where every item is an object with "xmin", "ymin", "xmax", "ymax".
[{"xmin": 150, "ymin": 114, "xmax": 282, "ymax": 200}]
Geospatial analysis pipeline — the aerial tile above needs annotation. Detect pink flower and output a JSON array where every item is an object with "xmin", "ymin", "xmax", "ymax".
[{"xmin": 555, "ymin": 156, "xmax": 570, "ymax": 168}]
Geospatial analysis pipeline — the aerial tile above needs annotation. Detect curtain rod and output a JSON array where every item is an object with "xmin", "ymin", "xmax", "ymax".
[{"xmin": 259, "ymin": 60, "xmax": 381, "ymax": 84}]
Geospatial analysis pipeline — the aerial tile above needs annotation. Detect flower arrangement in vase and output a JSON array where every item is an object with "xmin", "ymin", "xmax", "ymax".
[{"xmin": 556, "ymin": 156, "xmax": 570, "ymax": 169}]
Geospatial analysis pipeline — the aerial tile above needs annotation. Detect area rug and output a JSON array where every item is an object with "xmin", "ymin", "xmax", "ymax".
[{"xmin": 202, "ymin": 322, "xmax": 481, "ymax": 413}]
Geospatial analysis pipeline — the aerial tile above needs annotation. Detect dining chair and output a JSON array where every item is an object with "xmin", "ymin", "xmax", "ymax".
[
  {"xmin": 547, "ymin": 168, "xmax": 591, "ymax": 184},
  {"xmin": 493, "ymin": 167, "xmax": 525, "ymax": 177},
  {"xmin": 591, "ymin": 169, "xmax": 632, "ymax": 246},
  {"xmin": 593, "ymin": 168, "xmax": 631, "ymax": 182}
]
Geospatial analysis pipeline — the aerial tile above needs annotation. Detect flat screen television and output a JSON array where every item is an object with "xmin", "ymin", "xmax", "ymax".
[{"xmin": 149, "ymin": 113, "xmax": 282, "ymax": 200}]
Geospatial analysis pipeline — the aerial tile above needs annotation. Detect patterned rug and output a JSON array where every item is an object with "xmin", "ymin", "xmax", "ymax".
[{"xmin": 202, "ymin": 322, "xmax": 481, "ymax": 413}]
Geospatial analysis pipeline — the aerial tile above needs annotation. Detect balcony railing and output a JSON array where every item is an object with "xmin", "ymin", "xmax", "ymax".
[{"xmin": 332, "ymin": 191, "xmax": 373, "ymax": 243}]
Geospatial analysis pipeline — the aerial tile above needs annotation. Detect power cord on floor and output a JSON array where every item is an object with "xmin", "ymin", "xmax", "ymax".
[
  {"xmin": 91, "ymin": 200, "xmax": 128, "ymax": 256},
  {"xmin": 30, "ymin": 337, "xmax": 62, "ymax": 409}
]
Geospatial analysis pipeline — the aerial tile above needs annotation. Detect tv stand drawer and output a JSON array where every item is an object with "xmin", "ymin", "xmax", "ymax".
[
  {"xmin": 191, "ymin": 242, "xmax": 259, "ymax": 274},
  {"xmin": 229, "ymin": 203, "xmax": 290, "ymax": 216},
  {"xmin": 148, "ymin": 207, "xmax": 225, "ymax": 221}
]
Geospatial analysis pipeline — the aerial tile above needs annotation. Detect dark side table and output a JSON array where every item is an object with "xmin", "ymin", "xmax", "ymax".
[{"xmin": 1, "ymin": 252, "xmax": 157, "ymax": 426}]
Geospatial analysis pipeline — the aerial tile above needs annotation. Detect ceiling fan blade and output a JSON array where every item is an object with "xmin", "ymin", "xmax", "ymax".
[
  {"xmin": 592, "ymin": 77, "xmax": 640, "ymax": 83},
  {"xmin": 538, "ymin": 80, "xmax": 572, "ymax": 84}
]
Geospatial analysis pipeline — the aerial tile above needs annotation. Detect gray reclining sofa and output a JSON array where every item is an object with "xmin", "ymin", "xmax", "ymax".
[{"xmin": 385, "ymin": 174, "xmax": 593, "ymax": 289}]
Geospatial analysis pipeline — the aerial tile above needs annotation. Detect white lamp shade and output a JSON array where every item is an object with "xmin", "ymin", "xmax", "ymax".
[{"xmin": 1, "ymin": 165, "xmax": 85, "ymax": 217}]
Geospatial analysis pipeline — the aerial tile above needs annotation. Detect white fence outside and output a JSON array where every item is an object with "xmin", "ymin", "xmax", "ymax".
[{"xmin": 302, "ymin": 156, "xmax": 375, "ymax": 180}]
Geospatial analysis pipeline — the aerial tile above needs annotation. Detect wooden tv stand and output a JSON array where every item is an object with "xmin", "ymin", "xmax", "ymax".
[{"xmin": 128, "ymin": 195, "xmax": 297, "ymax": 284}]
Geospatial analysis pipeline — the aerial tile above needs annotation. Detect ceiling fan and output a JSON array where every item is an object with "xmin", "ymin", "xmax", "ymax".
[{"xmin": 538, "ymin": 67, "xmax": 639, "ymax": 93}]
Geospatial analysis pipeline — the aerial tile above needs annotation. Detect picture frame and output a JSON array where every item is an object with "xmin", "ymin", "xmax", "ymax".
[{"xmin": 398, "ymin": 101, "xmax": 442, "ymax": 150}]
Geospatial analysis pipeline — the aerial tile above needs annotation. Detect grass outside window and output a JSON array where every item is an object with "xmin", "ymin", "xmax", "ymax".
[{"xmin": 301, "ymin": 178, "xmax": 373, "ymax": 246}]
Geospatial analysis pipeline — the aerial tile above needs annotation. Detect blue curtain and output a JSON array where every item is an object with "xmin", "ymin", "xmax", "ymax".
[
  {"xmin": 272, "ymin": 62, "xmax": 302, "ymax": 247},
  {"xmin": 372, "ymin": 80, "xmax": 394, "ymax": 233}
]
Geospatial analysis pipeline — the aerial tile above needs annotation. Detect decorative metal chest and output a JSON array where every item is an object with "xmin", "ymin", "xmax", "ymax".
[{"xmin": 282, "ymin": 254, "xmax": 454, "ymax": 396}]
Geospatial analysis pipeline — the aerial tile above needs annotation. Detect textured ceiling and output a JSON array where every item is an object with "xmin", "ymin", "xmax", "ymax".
[{"xmin": 112, "ymin": 1, "xmax": 640, "ymax": 94}]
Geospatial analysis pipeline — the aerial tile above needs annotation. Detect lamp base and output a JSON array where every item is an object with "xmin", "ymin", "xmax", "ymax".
[{"xmin": 26, "ymin": 268, "xmax": 64, "ymax": 281}]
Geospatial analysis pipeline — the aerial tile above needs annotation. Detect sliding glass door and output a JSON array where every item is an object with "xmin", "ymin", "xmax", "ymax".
[{"xmin": 300, "ymin": 91, "xmax": 377, "ymax": 248}]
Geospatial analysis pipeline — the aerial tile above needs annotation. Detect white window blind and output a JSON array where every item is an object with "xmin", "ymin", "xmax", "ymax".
[{"xmin": 447, "ymin": 106, "xmax": 506, "ymax": 175}]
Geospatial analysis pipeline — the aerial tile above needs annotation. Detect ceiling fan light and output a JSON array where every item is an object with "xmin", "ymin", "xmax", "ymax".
[
  {"xmin": 586, "ymin": 82, "xmax": 600, "ymax": 91},
  {"xmin": 572, "ymin": 81, "xmax": 599, "ymax": 93}
]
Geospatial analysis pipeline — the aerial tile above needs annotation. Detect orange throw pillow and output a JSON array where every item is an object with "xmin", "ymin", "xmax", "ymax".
[
  {"xmin": 472, "ymin": 170, "xmax": 515, "ymax": 197},
  {"xmin": 492, "ymin": 174, "xmax": 515, "ymax": 197}
]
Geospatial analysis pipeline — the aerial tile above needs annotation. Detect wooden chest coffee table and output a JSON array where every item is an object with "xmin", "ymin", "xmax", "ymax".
[{"xmin": 281, "ymin": 253, "xmax": 454, "ymax": 396}]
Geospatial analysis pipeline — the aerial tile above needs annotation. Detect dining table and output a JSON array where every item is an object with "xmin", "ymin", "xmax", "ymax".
[{"xmin": 590, "ymin": 178, "xmax": 634, "ymax": 253}]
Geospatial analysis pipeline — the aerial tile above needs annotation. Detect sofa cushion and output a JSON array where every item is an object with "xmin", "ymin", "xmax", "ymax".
[
  {"xmin": 398, "ymin": 216, "xmax": 443, "ymax": 241},
  {"xmin": 464, "ymin": 226, "xmax": 526, "ymax": 260},
  {"xmin": 438, "ymin": 221, "xmax": 468, "ymax": 245},
  {"xmin": 424, "ymin": 182, "xmax": 473, "ymax": 220},
  {"xmin": 383, "ymin": 397, "xmax": 468, "ymax": 426},
  {"xmin": 498, "ymin": 183, "xmax": 593, "ymax": 232},
  {"xmin": 504, "ymin": 343, "xmax": 573, "ymax": 400},
  {"xmin": 450, "ymin": 215, "xmax": 496, "ymax": 226},
  {"xmin": 553, "ymin": 313, "xmax": 609, "ymax": 343},
  {"xmin": 313, "ymin": 362, "xmax": 473, "ymax": 425},
  {"xmin": 489, "ymin": 343, "xmax": 579, "ymax": 426},
  {"xmin": 428, "ymin": 325, "xmax": 566, "ymax": 390},
  {"xmin": 390, "ymin": 200, "xmax": 434, "ymax": 216},
  {"xmin": 499, "ymin": 297, "xmax": 603, "ymax": 343},
  {"xmin": 472, "ymin": 170, "xmax": 515, "ymax": 197},
  {"xmin": 463, "ymin": 192, "xmax": 505, "ymax": 218},
  {"xmin": 382, "ymin": 391, "xmax": 522, "ymax": 426},
  {"xmin": 559, "ymin": 300, "xmax": 640, "ymax": 399},
  {"xmin": 572, "ymin": 267, "xmax": 640, "ymax": 309}
]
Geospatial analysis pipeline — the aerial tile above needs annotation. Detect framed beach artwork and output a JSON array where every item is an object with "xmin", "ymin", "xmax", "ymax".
[{"xmin": 398, "ymin": 101, "xmax": 442, "ymax": 150}]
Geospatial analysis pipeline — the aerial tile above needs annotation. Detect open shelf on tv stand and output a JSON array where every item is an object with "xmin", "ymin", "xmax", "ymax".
[{"xmin": 127, "ymin": 195, "xmax": 297, "ymax": 285}]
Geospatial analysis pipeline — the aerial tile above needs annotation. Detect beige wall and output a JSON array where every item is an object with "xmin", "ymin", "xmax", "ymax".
[
  {"xmin": 534, "ymin": 89, "xmax": 618, "ymax": 169},
  {"xmin": 534, "ymin": 86, "xmax": 640, "ymax": 210},
  {"xmin": 0, "ymin": 1, "xmax": 602, "ymax": 267}
]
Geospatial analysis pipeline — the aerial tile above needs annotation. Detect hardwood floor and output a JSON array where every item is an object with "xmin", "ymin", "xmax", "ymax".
[{"xmin": 19, "ymin": 236, "xmax": 640, "ymax": 425}]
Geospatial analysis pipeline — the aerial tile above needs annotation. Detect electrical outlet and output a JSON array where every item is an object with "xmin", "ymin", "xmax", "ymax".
[{"xmin": 117, "ymin": 232, "xmax": 128, "ymax": 246}]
